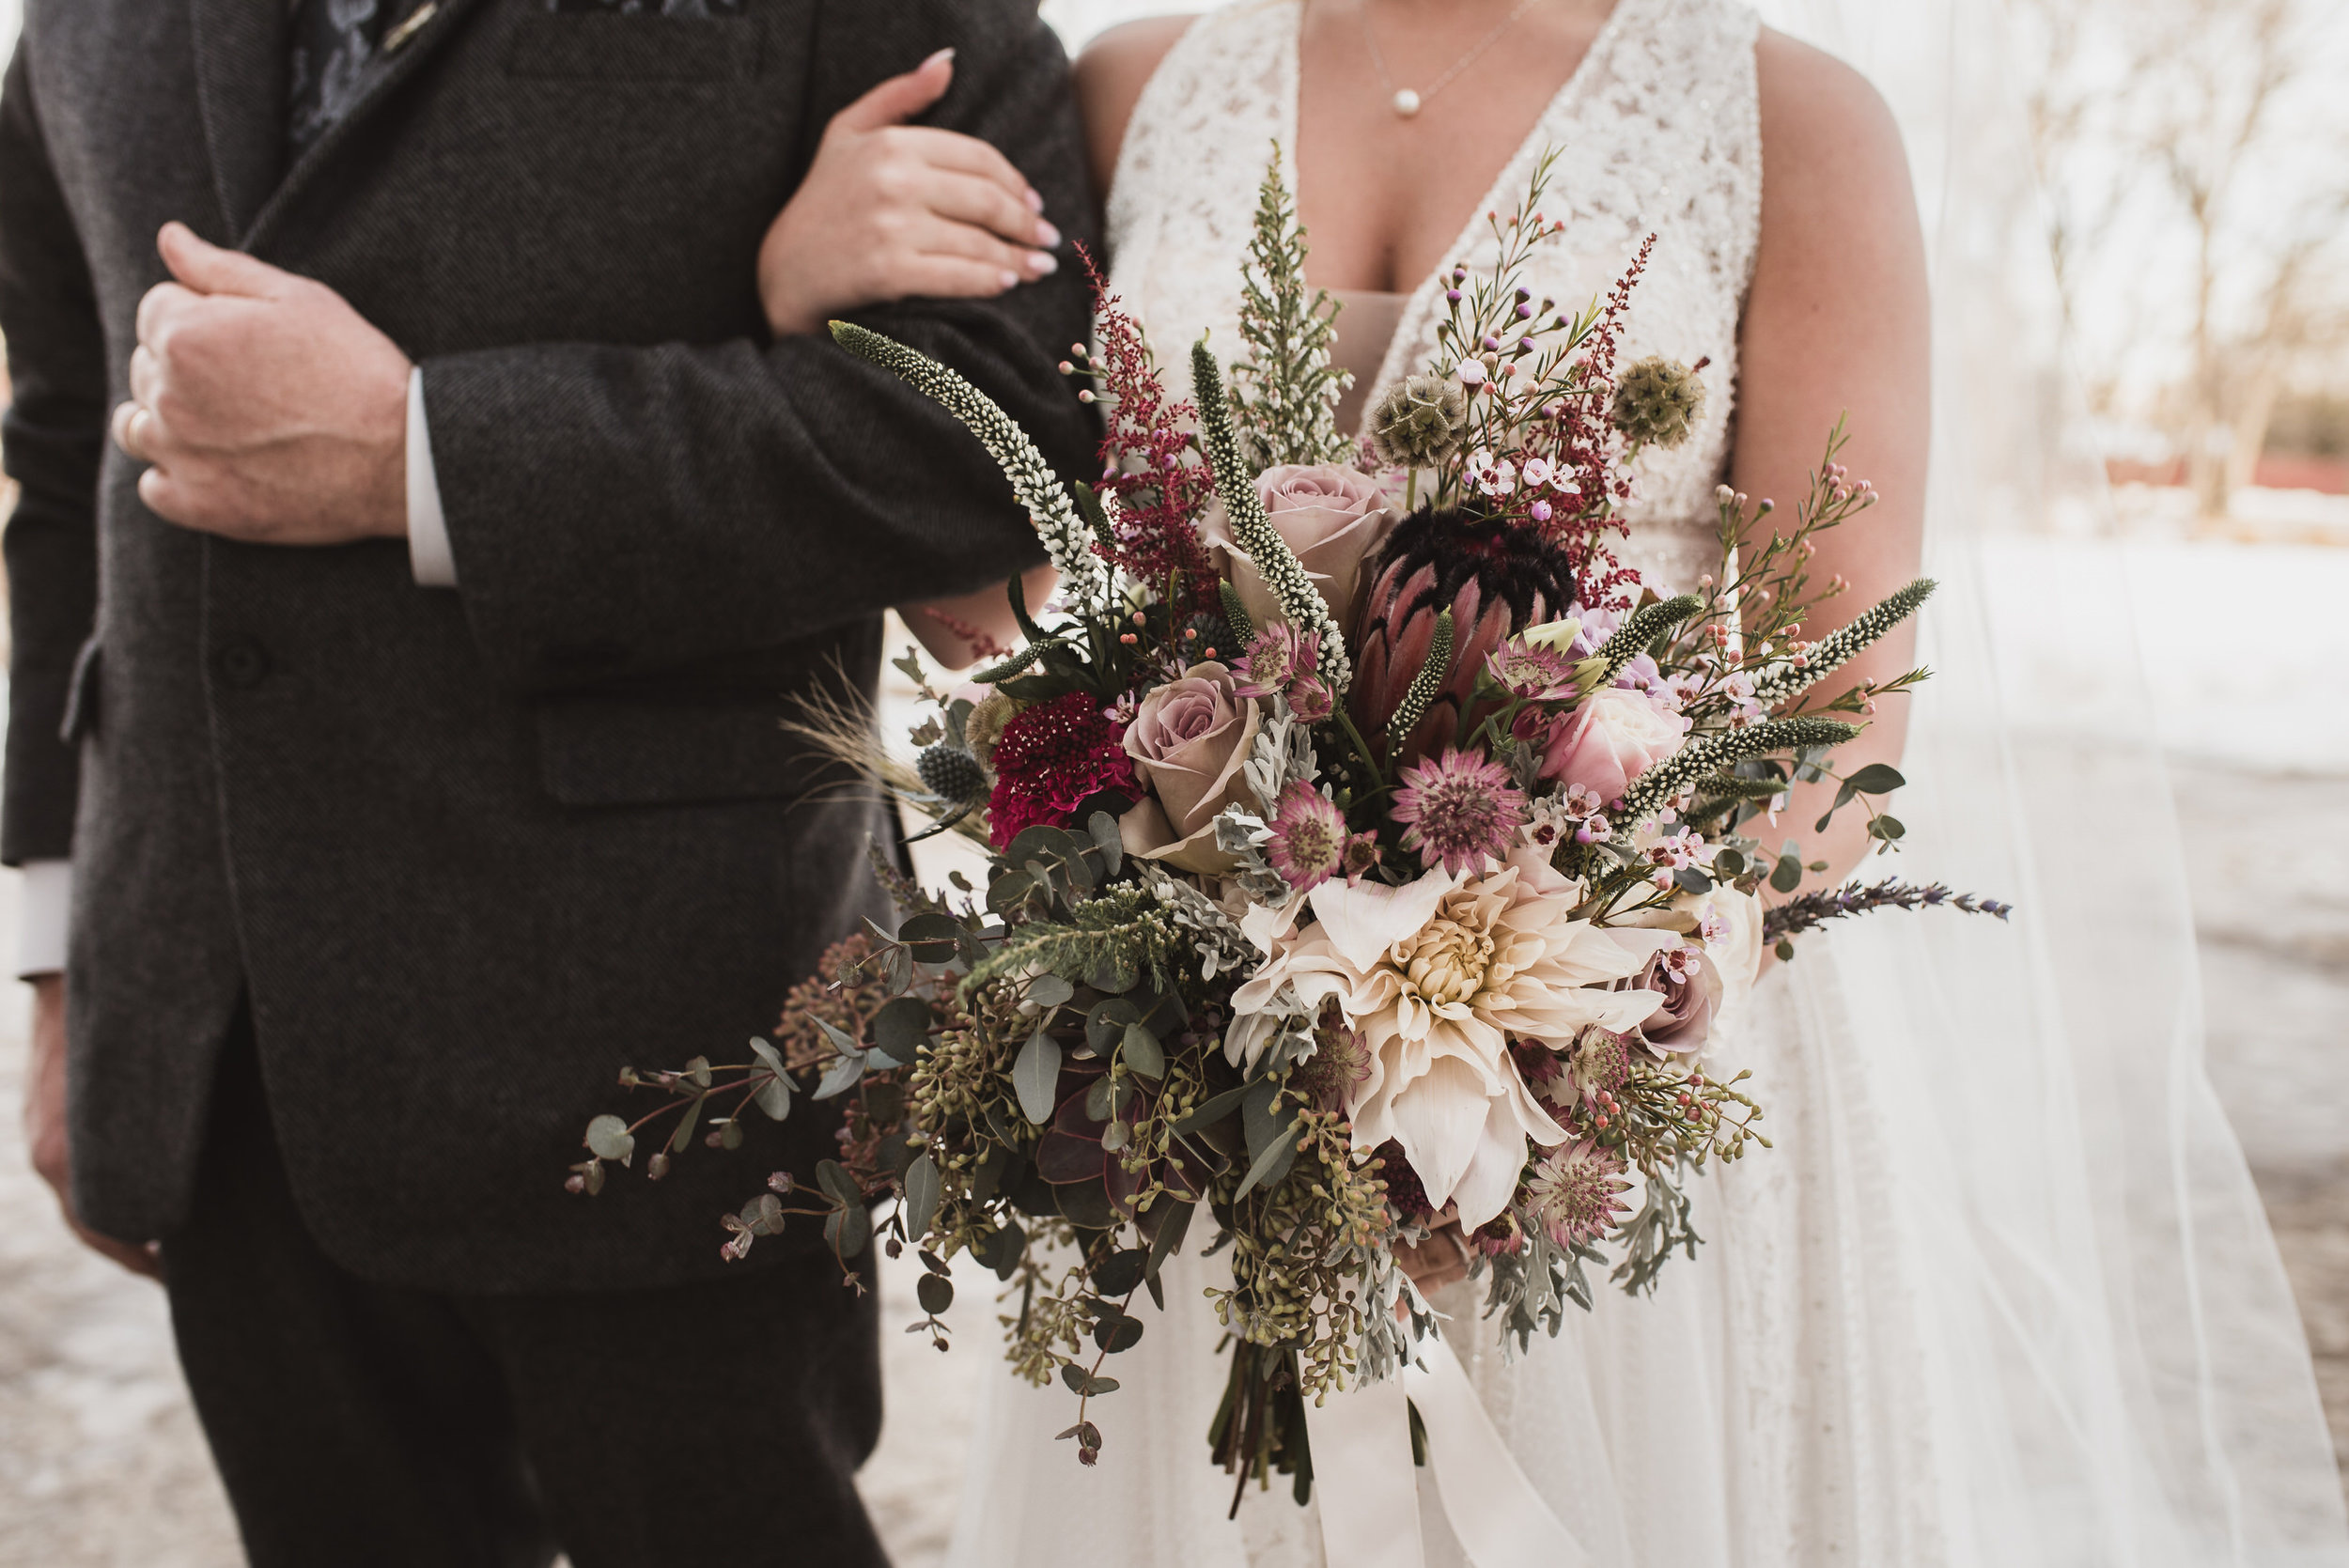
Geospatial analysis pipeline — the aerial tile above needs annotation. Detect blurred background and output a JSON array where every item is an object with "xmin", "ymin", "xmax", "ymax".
[{"xmin": 0, "ymin": 0, "xmax": 2341, "ymax": 1561}]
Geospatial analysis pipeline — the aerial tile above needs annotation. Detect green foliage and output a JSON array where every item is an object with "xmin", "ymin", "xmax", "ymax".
[{"xmin": 1227, "ymin": 149, "xmax": 1353, "ymax": 469}]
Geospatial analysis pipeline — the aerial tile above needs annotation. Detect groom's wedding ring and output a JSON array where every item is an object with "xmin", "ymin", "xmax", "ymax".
[{"xmin": 110, "ymin": 400, "xmax": 156, "ymax": 464}]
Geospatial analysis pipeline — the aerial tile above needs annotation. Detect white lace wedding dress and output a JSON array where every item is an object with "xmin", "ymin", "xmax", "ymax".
[{"xmin": 943, "ymin": 2, "xmax": 2349, "ymax": 1563}]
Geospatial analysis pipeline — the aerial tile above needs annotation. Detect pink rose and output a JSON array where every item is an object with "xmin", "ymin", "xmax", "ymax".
[
  {"xmin": 1120, "ymin": 661, "xmax": 1264, "ymax": 839},
  {"xmin": 1539, "ymin": 688, "xmax": 1690, "ymax": 802},
  {"xmin": 1205, "ymin": 464, "xmax": 1394, "ymax": 631}
]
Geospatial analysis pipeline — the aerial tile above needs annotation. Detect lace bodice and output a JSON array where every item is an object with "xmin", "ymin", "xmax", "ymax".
[{"xmin": 1105, "ymin": 0, "xmax": 1762, "ymax": 594}]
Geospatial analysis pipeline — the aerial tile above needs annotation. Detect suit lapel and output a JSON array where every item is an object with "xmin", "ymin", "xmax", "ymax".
[
  {"xmin": 244, "ymin": 0, "xmax": 492, "ymax": 254},
  {"xmin": 187, "ymin": 0, "xmax": 288, "ymax": 241}
]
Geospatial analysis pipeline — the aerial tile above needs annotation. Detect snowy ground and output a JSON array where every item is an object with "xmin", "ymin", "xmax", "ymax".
[{"xmin": 1, "ymin": 537, "xmax": 2344, "ymax": 1562}]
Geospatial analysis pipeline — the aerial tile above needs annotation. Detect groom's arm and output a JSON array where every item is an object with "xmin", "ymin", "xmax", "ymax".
[
  {"xmin": 0, "ymin": 48, "xmax": 103, "ymax": 877},
  {"xmin": 419, "ymin": 0, "xmax": 1096, "ymax": 694}
]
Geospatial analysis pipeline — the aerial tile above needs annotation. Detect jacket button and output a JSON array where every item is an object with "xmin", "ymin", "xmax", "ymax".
[{"xmin": 213, "ymin": 640, "xmax": 272, "ymax": 689}]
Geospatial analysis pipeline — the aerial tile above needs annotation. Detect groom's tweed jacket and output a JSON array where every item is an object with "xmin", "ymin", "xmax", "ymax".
[{"xmin": 0, "ymin": 0, "xmax": 1097, "ymax": 1291}]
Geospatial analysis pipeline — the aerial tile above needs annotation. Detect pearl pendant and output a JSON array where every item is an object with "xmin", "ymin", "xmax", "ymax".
[{"xmin": 1392, "ymin": 87, "xmax": 1423, "ymax": 117}]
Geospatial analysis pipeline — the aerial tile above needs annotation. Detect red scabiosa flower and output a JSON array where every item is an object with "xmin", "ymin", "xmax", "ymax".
[
  {"xmin": 986, "ymin": 691, "xmax": 1141, "ymax": 848},
  {"xmin": 1523, "ymin": 1138, "xmax": 1632, "ymax": 1249},
  {"xmin": 1390, "ymin": 749, "xmax": 1529, "ymax": 875}
]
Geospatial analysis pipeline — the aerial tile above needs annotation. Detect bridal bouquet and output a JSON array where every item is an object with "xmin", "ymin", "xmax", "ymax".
[{"xmin": 569, "ymin": 155, "xmax": 2001, "ymax": 1502}]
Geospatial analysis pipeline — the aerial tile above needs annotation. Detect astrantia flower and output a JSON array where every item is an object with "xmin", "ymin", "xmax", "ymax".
[
  {"xmin": 1523, "ymin": 1139, "xmax": 1632, "ymax": 1248},
  {"xmin": 1235, "ymin": 623, "xmax": 1336, "ymax": 721},
  {"xmin": 1267, "ymin": 782, "xmax": 1347, "ymax": 893},
  {"xmin": 987, "ymin": 691, "xmax": 1140, "ymax": 848},
  {"xmin": 1229, "ymin": 850, "xmax": 1677, "ymax": 1229},
  {"xmin": 1485, "ymin": 639, "xmax": 1581, "ymax": 703},
  {"xmin": 1392, "ymin": 749, "xmax": 1529, "ymax": 875}
]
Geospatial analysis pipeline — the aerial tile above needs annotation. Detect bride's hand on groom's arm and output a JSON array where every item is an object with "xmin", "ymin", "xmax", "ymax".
[
  {"xmin": 758, "ymin": 48, "xmax": 1064, "ymax": 338},
  {"xmin": 23, "ymin": 975, "xmax": 163, "ymax": 1281}
]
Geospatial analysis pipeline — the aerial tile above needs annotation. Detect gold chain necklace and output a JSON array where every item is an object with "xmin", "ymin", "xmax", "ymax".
[{"xmin": 1359, "ymin": 0, "xmax": 1552, "ymax": 118}]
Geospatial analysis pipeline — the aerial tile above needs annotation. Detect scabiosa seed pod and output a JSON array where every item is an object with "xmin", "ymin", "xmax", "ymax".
[
  {"xmin": 916, "ymin": 744, "xmax": 988, "ymax": 804},
  {"xmin": 1610, "ymin": 356, "xmax": 1706, "ymax": 448},
  {"xmin": 1365, "ymin": 372, "xmax": 1472, "ymax": 470}
]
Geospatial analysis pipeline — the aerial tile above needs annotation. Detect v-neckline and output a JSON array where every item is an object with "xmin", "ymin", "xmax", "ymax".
[{"xmin": 1280, "ymin": 0, "xmax": 1648, "ymax": 414}]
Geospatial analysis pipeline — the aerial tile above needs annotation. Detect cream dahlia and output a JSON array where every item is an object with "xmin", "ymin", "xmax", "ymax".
[{"xmin": 1228, "ymin": 847, "xmax": 1677, "ymax": 1229}]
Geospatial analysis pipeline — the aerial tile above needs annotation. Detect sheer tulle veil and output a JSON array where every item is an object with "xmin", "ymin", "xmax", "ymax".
[
  {"xmin": 1755, "ymin": 0, "xmax": 2345, "ymax": 1556},
  {"xmin": 954, "ymin": 2, "xmax": 2349, "ymax": 1560}
]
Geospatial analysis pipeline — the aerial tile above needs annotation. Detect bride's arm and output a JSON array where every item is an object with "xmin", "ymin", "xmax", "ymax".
[{"xmin": 1732, "ymin": 30, "xmax": 1931, "ymax": 904}]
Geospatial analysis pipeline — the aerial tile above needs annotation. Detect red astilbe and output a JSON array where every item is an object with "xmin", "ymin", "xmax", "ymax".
[
  {"xmin": 986, "ymin": 691, "xmax": 1140, "ymax": 847},
  {"xmin": 1076, "ymin": 247, "xmax": 1221, "ymax": 613}
]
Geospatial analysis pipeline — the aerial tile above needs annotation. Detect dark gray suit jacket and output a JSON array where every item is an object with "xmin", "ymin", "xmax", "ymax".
[{"xmin": 0, "ymin": 0, "xmax": 1097, "ymax": 1292}]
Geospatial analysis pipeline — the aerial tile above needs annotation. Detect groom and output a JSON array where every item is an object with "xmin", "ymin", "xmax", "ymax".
[{"xmin": 1, "ymin": 0, "xmax": 1094, "ymax": 1560}]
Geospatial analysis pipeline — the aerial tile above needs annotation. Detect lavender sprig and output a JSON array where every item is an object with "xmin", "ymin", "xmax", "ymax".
[{"xmin": 1762, "ymin": 877, "xmax": 2013, "ymax": 942}]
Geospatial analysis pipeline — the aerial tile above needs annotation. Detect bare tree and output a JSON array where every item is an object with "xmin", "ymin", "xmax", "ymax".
[{"xmin": 2014, "ymin": 0, "xmax": 2349, "ymax": 519}]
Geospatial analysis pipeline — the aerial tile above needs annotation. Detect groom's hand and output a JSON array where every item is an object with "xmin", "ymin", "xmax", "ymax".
[
  {"xmin": 23, "ymin": 976, "xmax": 163, "ymax": 1281},
  {"xmin": 758, "ymin": 47, "xmax": 1065, "ymax": 336},
  {"xmin": 113, "ymin": 222, "xmax": 411, "ymax": 547}
]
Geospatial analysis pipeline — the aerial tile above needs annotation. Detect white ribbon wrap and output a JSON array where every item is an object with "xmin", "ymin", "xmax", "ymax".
[{"xmin": 1303, "ymin": 1335, "xmax": 1590, "ymax": 1568}]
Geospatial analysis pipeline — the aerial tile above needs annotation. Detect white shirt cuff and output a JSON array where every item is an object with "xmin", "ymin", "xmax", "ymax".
[
  {"xmin": 16, "ymin": 859, "xmax": 71, "ymax": 978},
  {"xmin": 406, "ymin": 366, "xmax": 458, "ymax": 588}
]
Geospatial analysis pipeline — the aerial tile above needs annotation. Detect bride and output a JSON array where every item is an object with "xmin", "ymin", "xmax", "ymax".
[{"xmin": 759, "ymin": 3, "xmax": 2347, "ymax": 1563}]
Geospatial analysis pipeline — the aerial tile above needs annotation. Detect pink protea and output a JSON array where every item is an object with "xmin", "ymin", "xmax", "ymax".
[
  {"xmin": 1350, "ymin": 506, "xmax": 1578, "ymax": 766},
  {"xmin": 1266, "ymin": 782, "xmax": 1348, "ymax": 893},
  {"xmin": 1522, "ymin": 1139, "xmax": 1632, "ymax": 1249},
  {"xmin": 1391, "ymin": 749, "xmax": 1529, "ymax": 875}
]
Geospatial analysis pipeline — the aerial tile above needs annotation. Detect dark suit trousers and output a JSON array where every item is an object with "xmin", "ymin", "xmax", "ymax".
[{"xmin": 162, "ymin": 1017, "xmax": 888, "ymax": 1568}]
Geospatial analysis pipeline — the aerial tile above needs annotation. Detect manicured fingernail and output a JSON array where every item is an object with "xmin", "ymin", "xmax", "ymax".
[
  {"xmin": 924, "ymin": 47, "xmax": 956, "ymax": 69},
  {"xmin": 999, "ymin": 269, "xmax": 1021, "ymax": 290},
  {"xmin": 1028, "ymin": 251, "xmax": 1059, "ymax": 277},
  {"xmin": 1024, "ymin": 187, "xmax": 1045, "ymax": 213},
  {"xmin": 1034, "ymin": 219, "xmax": 1062, "ymax": 248}
]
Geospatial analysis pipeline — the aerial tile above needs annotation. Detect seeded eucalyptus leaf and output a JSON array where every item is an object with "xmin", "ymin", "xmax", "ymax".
[
  {"xmin": 1672, "ymin": 866, "xmax": 1712, "ymax": 894},
  {"xmin": 667, "ymin": 1094, "xmax": 706, "ymax": 1155},
  {"xmin": 1028, "ymin": 973, "xmax": 1076, "ymax": 1009},
  {"xmin": 904, "ymin": 1154, "xmax": 943, "ymax": 1237},
  {"xmin": 584, "ymin": 1114, "xmax": 635, "ymax": 1165},
  {"xmin": 987, "ymin": 871, "xmax": 1035, "ymax": 913},
  {"xmin": 1120, "ymin": 1023, "xmax": 1166, "ymax": 1080},
  {"xmin": 916, "ymin": 1272, "xmax": 955, "ymax": 1315},
  {"xmin": 883, "ymin": 943, "xmax": 914, "ymax": 994},
  {"xmin": 1234, "ymin": 1105, "xmax": 1300, "ymax": 1200},
  {"xmin": 1143, "ymin": 1200, "xmax": 1194, "ymax": 1283},
  {"xmin": 718, "ymin": 1119, "xmax": 743, "ymax": 1150},
  {"xmin": 834, "ymin": 1201, "xmax": 872, "ymax": 1258},
  {"xmin": 1770, "ymin": 853, "xmax": 1804, "ymax": 894},
  {"xmin": 1713, "ymin": 848, "xmax": 1746, "ymax": 877},
  {"xmin": 1086, "ymin": 998, "xmax": 1142, "ymax": 1053},
  {"xmin": 1013, "ymin": 1029, "xmax": 1064, "ymax": 1125},
  {"xmin": 1090, "ymin": 1248, "xmax": 1149, "ymax": 1297},
  {"xmin": 1241, "ymin": 1079, "xmax": 1284, "ymax": 1161},
  {"xmin": 817, "ymin": 1159, "xmax": 863, "ymax": 1210},
  {"xmin": 873, "ymin": 996, "xmax": 934, "ymax": 1063},
  {"xmin": 1844, "ymin": 762, "xmax": 1906, "ymax": 795},
  {"xmin": 1171, "ymin": 1084, "xmax": 1250, "ymax": 1138},
  {"xmin": 897, "ymin": 912, "xmax": 964, "ymax": 963},
  {"xmin": 748, "ymin": 1039, "xmax": 794, "ymax": 1121},
  {"xmin": 1060, "ymin": 1364, "xmax": 1089, "ymax": 1394},
  {"xmin": 684, "ymin": 1055, "xmax": 713, "ymax": 1088},
  {"xmin": 815, "ymin": 1017, "xmax": 861, "ymax": 1056},
  {"xmin": 1089, "ymin": 812, "xmax": 1124, "ymax": 876},
  {"xmin": 814, "ymin": 1049, "xmax": 867, "ymax": 1101},
  {"xmin": 1869, "ymin": 814, "xmax": 1907, "ymax": 841},
  {"xmin": 741, "ymin": 1193, "xmax": 786, "ymax": 1236},
  {"xmin": 1085, "ymin": 1076, "xmax": 1115, "ymax": 1122},
  {"xmin": 1093, "ymin": 1313, "xmax": 1144, "ymax": 1354}
]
